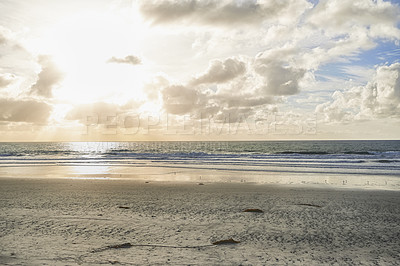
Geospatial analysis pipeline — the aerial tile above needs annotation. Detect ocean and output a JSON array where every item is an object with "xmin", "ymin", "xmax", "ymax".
[{"xmin": 0, "ymin": 140, "xmax": 399, "ymax": 188}]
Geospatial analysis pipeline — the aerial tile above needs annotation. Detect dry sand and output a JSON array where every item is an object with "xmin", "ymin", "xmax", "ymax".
[{"xmin": 1, "ymin": 177, "xmax": 400, "ymax": 265}]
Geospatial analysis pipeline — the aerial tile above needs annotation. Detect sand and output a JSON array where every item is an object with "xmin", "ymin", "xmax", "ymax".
[{"xmin": 1, "ymin": 177, "xmax": 400, "ymax": 265}]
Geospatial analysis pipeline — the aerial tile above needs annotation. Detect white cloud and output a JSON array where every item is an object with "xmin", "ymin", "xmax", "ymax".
[
  {"xmin": 0, "ymin": 26, "xmax": 16, "ymax": 51},
  {"xmin": 139, "ymin": 0, "xmax": 312, "ymax": 27},
  {"xmin": 0, "ymin": 26, "xmax": 36, "ymax": 80},
  {"xmin": 317, "ymin": 63, "xmax": 400, "ymax": 122},
  {"xmin": 307, "ymin": 0, "xmax": 400, "ymax": 39},
  {"xmin": 296, "ymin": 0, "xmax": 400, "ymax": 70},
  {"xmin": 301, "ymin": 35, "xmax": 372, "ymax": 71},
  {"xmin": 191, "ymin": 57, "xmax": 246, "ymax": 85}
]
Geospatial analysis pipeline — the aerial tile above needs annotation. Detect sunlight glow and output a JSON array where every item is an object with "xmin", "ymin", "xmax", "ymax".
[{"xmin": 31, "ymin": 9, "xmax": 150, "ymax": 105}]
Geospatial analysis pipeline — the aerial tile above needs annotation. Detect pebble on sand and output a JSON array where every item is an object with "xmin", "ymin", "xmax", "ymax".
[
  {"xmin": 243, "ymin": 208, "xmax": 264, "ymax": 213},
  {"xmin": 212, "ymin": 238, "xmax": 240, "ymax": 245}
]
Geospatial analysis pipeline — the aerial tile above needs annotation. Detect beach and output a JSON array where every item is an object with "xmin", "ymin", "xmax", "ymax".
[
  {"xmin": 1, "ymin": 141, "xmax": 399, "ymax": 265},
  {"xmin": 1, "ymin": 177, "xmax": 400, "ymax": 265}
]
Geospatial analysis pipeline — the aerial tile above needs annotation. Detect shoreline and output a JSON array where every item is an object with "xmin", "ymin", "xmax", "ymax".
[
  {"xmin": 0, "ymin": 175, "xmax": 399, "ymax": 192},
  {"xmin": 1, "ymin": 161, "xmax": 399, "ymax": 191}
]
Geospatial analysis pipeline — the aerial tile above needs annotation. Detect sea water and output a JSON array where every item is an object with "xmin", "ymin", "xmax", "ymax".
[{"xmin": 0, "ymin": 141, "xmax": 399, "ymax": 188}]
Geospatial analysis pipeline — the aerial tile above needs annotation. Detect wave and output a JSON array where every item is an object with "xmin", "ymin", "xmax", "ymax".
[
  {"xmin": 344, "ymin": 151, "xmax": 372, "ymax": 155},
  {"xmin": 276, "ymin": 151, "xmax": 329, "ymax": 155},
  {"xmin": 376, "ymin": 160, "xmax": 399, "ymax": 163},
  {"xmin": 1, "ymin": 142, "xmax": 399, "ymax": 171},
  {"xmin": 1, "ymin": 150, "xmax": 399, "ymax": 160}
]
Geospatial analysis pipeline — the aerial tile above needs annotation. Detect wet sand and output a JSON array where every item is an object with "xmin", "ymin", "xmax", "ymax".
[{"xmin": 1, "ymin": 177, "xmax": 400, "ymax": 265}]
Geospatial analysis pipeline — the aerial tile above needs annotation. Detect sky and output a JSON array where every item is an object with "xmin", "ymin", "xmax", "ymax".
[{"xmin": 0, "ymin": 0, "xmax": 399, "ymax": 141}]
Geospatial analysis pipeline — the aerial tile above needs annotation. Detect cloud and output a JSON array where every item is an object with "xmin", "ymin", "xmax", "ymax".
[
  {"xmin": 215, "ymin": 94, "xmax": 274, "ymax": 108},
  {"xmin": 65, "ymin": 101, "xmax": 162, "ymax": 133},
  {"xmin": 66, "ymin": 102, "xmax": 120, "ymax": 120},
  {"xmin": 0, "ymin": 33, "xmax": 7, "ymax": 46},
  {"xmin": 161, "ymin": 85, "xmax": 276, "ymax": 119},
  {"xmin": 0, "ymin": 73, "xmax": 13, "ymax": 88},
  {"xmin": 307, "ymin": 0, "xmax": 400, "ymax": 39},
  {"xmin": 191, "ymin": 57, "xmax": 246, "ymax": 85},
  {"xmin": 0, "ymin": 26, "xmax": 29, "ymax": 58},
  {"xmin": 29, "ymin": 55, "xmax": 63, "ymax": 98},
  {"xmin": 139, "ymin": 0, "xmax": 311, "ymax": 27},
  {"xmin": 65, "ymin": 101, "xmax": 139, "ymax": 123},
  {"xmin": 0, "ymin": 27, "xmax": 12, "ymax": 48},
  {"xmin": 257, "ymin": 63, "xmax": 306, "ymax": 96},
  {"xmin": 107, "ymin": 55, "xmax": 142, "ymax": 65},
  {"xmin": 211, "ymin": 107, "xmax": 256, "ymax": 123},
  {"xmin": 148, "ymin": 55, "xmax": 278, "ymax": 118},
  {"xmin": 298, "ymin": 0, "xmax": 400, "ymax": 69},
  {"xmin": 143, "ymin": 75, "xmax": 169, "ymax": 101},
  {"xmin": 316, "ymin": 63, "xmax": 400, "ymax": 122},
  {"xmin": 162, "ymin": 85, "xmax": 198, "ymax": 115},
  {"xmin": 0, "ymin": 98, "xmax": 52, "ymax": 124},
  {"xmin": 0, "ymin": 26, "xmax": 38, "ymax": 92},
  {"xmin": 157, "ymin": 79, "xmax": 276, "ymax": 120},
  {"xmin": 254, "ymin": 47, "xmax": 306, "ymax": 96}
]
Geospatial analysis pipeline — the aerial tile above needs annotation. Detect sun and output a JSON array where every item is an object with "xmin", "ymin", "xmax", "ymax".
[{"xmin": 29, "ymin": 8, "xmax": 150, "ymax": 105}]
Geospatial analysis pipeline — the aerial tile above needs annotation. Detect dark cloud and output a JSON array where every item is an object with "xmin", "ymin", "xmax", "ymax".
[
  {"xmin": 29, "ymin": 55, "xmax": 63, "ymax": 98},
  {"xmin": 0, "ymin": 98, "xmax": 52, "ymax": 124},
  {"xmin": 256, "ymin": 63, "xmax": 306, "ymax": 96},
  {"xmin": 107, "ymin": 55, "xmax": 142, "ymax": 65},
  {"xmin": 191, "ymin": 58, "xmax": 246, "ymax": 85},
  {"xmin": 139, "ymin": 0, "xmax": 310, "ymax": 26}
]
